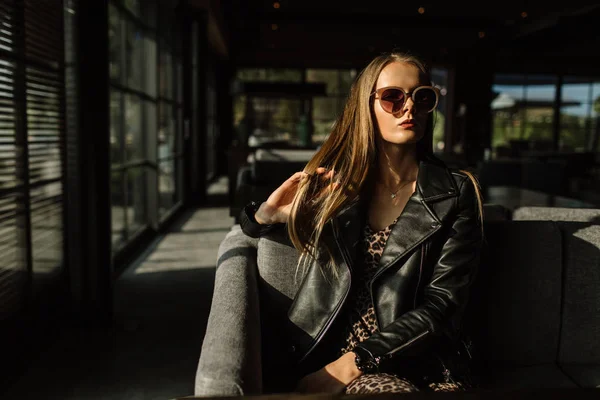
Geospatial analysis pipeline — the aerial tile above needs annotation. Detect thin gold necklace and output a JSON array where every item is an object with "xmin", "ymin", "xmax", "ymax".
[{"xmin": 378, "ymin": 179, "xmax": 414, "ymax": 199}]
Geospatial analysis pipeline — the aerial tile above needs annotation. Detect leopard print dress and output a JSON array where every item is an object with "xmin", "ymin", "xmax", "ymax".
[{"xmin": 338, "ymin": 218, "xmax": 467, "ymax": 394}]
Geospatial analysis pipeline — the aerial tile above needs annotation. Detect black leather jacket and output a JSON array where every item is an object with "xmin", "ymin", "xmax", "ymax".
[{"xmin": 240, "ymin": 158, "xmax": 483, "ymax": 382}]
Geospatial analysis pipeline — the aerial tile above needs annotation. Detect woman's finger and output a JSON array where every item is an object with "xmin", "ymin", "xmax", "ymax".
[{"xmin": 290, "ymin": 171, "xmax": 309, "ymax": 181}]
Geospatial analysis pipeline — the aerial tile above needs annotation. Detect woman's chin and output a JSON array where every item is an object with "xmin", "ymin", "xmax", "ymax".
[{"xmin": 380, "ymin": 130, "xmax": 424, "ymax": 145}]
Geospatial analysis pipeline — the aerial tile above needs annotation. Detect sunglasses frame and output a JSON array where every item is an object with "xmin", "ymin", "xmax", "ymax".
[{"xmin": 371, "ymin": 85, "xmax": 440, "ymax": 114}]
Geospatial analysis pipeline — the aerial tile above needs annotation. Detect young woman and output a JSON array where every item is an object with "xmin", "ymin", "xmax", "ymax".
[{"xmin": 240, "ymin": 51, "xmax": 484, "ymax": 394}]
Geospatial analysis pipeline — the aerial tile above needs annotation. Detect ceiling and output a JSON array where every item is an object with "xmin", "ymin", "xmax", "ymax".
[{"xmin": 218, "ymin": 1, "xmax": 600, "ymax": 69}]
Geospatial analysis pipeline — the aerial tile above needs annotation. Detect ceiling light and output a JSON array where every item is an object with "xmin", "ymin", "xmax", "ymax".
[
  {"xmin": 418, "ymin": 7, "xmax": 425, "ymax": 14},
  {"xmin": 521, "ymin": 11, "xmax": 528, "ymax": 18},
  {"xmin": 273, "ymin": 2, "xmax": 280, "ymax": 9}
]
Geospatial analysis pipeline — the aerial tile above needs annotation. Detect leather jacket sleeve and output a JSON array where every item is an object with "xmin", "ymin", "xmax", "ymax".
[
  {"xmin": 354, "ymin": 176, "xmax": 483, "ymax": 363},
  {"xmin": 239, "ymin": 201, "xmax": 283, "ymax": 238}
]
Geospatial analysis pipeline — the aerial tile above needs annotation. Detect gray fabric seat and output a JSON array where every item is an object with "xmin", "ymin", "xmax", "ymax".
[
  {"xmin": 557, "ymin": 222, "xmax": 600, "ymax": 388},
  {"xmin": 485, "ymin": 364, "xmax": 577, "ymax": 389},
  {"xmin": 562, "ymin": 365, "xmax": 600, "ymax": 388},
  {"xmin": 194, "ymin": 225, "xmax": 262, "ymax": 396},
  {"xmin": 471, "ymin": 221, "xmax": 575, "ymax": 388},
  {"xmin": 513, "ymin": 206, "xmax": 600, "ymax": 222},
  {"xmin": 195, "ymin": 215, "xmax": 600, "ymax": 395},
  {"xmin": 195, "ymin": 226, "xmax": 300, "ymax": 396}
]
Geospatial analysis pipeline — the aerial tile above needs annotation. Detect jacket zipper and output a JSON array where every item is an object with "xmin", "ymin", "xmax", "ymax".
[{"xmin": 298, "ymin": 219, "xmax": 352, "ymax": 363}]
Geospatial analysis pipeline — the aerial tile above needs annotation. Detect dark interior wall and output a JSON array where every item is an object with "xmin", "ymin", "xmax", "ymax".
[
  {"xmin": 493, "ymin": 8, "xmax": 600, "ymax": 75},
  {"xmin": 451, "ymin": 49, "xmax": 495, "ymax": 166},
  {"xmin": 214, "ymin": 2, "xmax": 600, "ymax": 163}
]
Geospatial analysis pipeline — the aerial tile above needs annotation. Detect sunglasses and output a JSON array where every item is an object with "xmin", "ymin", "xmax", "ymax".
[{"xmin": 371, "ymin": 86, "xmax": 440, "ymax": 114}]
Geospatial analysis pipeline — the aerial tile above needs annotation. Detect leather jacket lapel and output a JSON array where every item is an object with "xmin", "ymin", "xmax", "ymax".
[
  {"xmin": 333, "ymin": 158, "xmax": 459, "ymax": 273},
  {"xmin": 379, "ymin": 191, "xmax": 441, "ymax": 271},
  {"xmin": 332, "ymin": 197, "xmax": 367, "ymax": 272},
  {"xmin": 380, "ymin": 159, "xmax": 459, "ymax": 270}
]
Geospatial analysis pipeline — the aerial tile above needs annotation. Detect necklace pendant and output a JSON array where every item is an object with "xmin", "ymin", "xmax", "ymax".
[{"xmin": 391, "ymin": 193, "xmax": 396, "ymax": 199}]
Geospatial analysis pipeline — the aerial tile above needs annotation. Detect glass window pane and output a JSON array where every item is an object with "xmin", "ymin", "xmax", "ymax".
[
  {"xmin": 126, "ymin": 167, "xmax": 148, "ymax": 236},
  {"xmin": 491, "ymin": 74, "xmax": 526, "ymax": 151},
  {"xmin": 144, "ymin": 101, "xmax": 157, "ymax": 162},
  {"xmin": 111, "ymin": 170, "xmax": 126, "ymax": 251},
  {"xmin": 30, "ymin": 182, "xmax": 63, "ymax": 292},
  {"xmin": 592, "ymin": 80, "xmax": 600, "ymax": 152},
  {"xmin": 431, "ymin": 67, "xmax": 449, "ymax": 153},
  {"xmin": 124, "ymin": 94, "xmax": 143, "ymax": 162},
  {"xmin": 159, "ymin": 47, "xmax": 172, "ymax": 100},
  {"xmin": 206, "ymin": 121, "xmax": 216, "ymax": 179},
  {"xmin": 125, "ymin": 21, "xmax": 143, "ymax": 91},
  {"xmin": 108, "ymin": 4, "xmax": 122, "ymax": 82},
  {"xmin": 158, "ymin": 101, "xmax": 174, "ymax": 159},
  {"xmin": 236, "ymin": 68, "xmax": 302, "ymax": 82},
  {"xmin": 591, "ymin": 81, "xmax": 600, "ymax": 105},
  {"xmin": 265, "ymin": 68, "xmax": 302, "ymax": 82},
  {"xmin": 339, "ymin": 69, "xmax": 357, "ymax": 94},
  {"xmin": 0, "ymin": 193, "xmax": 28, "ymax": 318},
  {"xmin": 236, "ymin": 69, "xmax": 266, "ymax": 81},
  {"xmin": 233, "ymin": 95, "xmax": 251, "ymax": 145},
  {"xmin": 561, "ymin": 78, "xmax": 592, "ymax": 152},
  {"xmin": 524, "ymin": 75, "xmax": 556, "ymax": 145},
  {"xmin": 176, "ymin": 60, "xmax": 183, "ymax": 104},
  {"xmin": 312, "ymin": 97, "xmax": 338, "ymax": 122},
  {"xmin": 248, "ymin": 98, "xmax": 303, "ymax": 146},
  {"xmin": 159, "ymin": 159, "xmax": 175, "ymax": 218},
  {"xmin": 176, "ymin": 156, "xmax": 184, "ymax": 203},
  {"xmin": 110, "ymin": 90, "xmax": 123, "ymax": 164},
  {"xmin": 123, "ymin": 0, "xmax": 141, "ymax": 18},
  {"xmin": 176, "ymin": 107, "xmax": 183, "ymax": 156},
  {"xmin": 306, "ymin": 69, "xmax": 339, "ymax": 95},
  {"xmin": 141, "ymin": 0, "xmax": 157, "ymax": 28},
  {"xmin": 143, "ymin": 33, "xmax": 157, "ymax": 97}
]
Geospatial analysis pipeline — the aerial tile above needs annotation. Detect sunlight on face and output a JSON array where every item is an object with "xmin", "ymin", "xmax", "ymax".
[{"xmin": 373, "ymin": 62, "xmax": 428, "ymax": 146}]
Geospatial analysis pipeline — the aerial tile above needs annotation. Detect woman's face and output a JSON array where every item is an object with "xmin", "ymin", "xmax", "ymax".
[{"xmin": 373, "ymin": 62, "xmax": 429, "ymax": 146}]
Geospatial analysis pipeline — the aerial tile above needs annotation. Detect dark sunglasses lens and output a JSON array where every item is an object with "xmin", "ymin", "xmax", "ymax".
[
  {"xmin": 414, "ymin": 88, "xmax": 437, "ymax": 111},
  {"xmin": 380, "ymin": 89, "xmax": 405, "ymax": 113}
]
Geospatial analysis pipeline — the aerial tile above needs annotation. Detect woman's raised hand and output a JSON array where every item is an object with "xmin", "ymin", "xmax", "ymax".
[{"xmin": 254, "ymin": 167, "xmax": 335, "ymax": 225}]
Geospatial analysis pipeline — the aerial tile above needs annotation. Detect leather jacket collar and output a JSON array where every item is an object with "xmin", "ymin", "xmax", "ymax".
[{"xmin": 332, "ymin": 156, "xmax": 459, "ymax": 272}]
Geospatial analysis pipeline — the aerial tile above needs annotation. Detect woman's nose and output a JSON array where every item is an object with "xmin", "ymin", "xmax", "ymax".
[
  {"xmin": 403, "ymin": 97, "xmax": 416, "ymax": 113},
  {"xmin": 394, "ymin": 97, "xmax": 415, "ymax": 117}
]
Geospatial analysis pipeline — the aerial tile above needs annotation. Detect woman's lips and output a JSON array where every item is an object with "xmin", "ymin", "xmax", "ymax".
[{"xmin": 399, "ymin": 121, "xmax": 415, "ymax": 128}]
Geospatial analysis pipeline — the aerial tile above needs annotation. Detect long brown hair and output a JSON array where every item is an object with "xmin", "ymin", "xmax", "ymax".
[{"xmin": 288, "ymin": 52, "xmax": 484, "ymax": 279}]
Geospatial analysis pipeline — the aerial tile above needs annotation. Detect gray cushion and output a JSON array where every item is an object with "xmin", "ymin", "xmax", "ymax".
[
  {"xmin": 483, "ymin": 364, "xmax": 577, "ymax": 389},
  {"xmin": 256, "ymin": 231, "xmax": 304, "ymax": 392},
  {"xmin": 561, "ymin": 364, "xmax": 600, "ymax": 388},
  {"xmin": 557, "ymin": 223, "xmax": 600, "ymax": 364},
  {"xmin": 474, "ymin": 222, "xmax": 563, "ymax": 365},
  {"xmin": 513, "ymin": 207, "xmax": 600, "ymax": 222},
  {"xmin": 257, "ymin": 231, "xmax": 302, "ymax": 306},
  {"xmin": 195, "ymin": 226, "xmax": 262, "ymax": 396}
]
